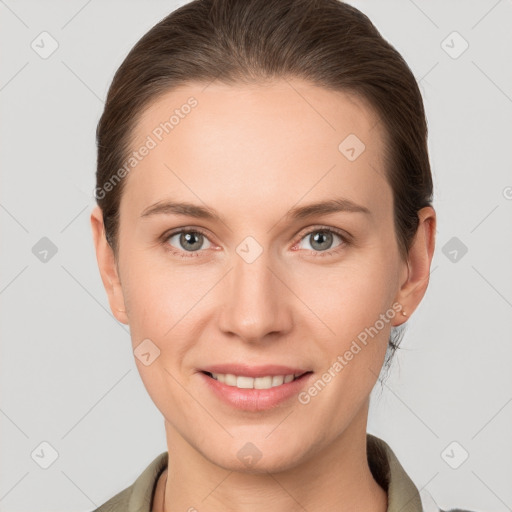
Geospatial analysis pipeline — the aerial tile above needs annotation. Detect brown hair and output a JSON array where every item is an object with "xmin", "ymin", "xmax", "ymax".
[{"xmin": 95, "ymin": 0, "xmax": 433, "ymax": 373}]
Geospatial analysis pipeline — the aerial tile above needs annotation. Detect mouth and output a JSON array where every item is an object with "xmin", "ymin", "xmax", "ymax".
[
  {"xmin": 201, "ymin": 370, "xmax": 312, "ymax": 390},
  {"xmin": 197, "ymin": 363, "xmax": 315, "ymax": 411}
]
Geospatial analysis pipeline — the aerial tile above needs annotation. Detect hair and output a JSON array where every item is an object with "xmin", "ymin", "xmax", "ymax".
[{"xmin": 95, "ymin": 0, "xmax": 433, "ymax": 378}]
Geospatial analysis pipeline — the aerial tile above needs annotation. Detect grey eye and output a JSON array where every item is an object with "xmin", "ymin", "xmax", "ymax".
[
  {"xmin": 298, "ymin": 230, "xmax": 343, "ymax": 252},
  {"xmin": 167, "ymin": 231, "xmax": 212, "ymax": 252}
]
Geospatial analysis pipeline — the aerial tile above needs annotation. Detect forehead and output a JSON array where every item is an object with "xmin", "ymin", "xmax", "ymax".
[
  {"xmin": 133, "ymin": 79, "xmax": 382, "ymax": 148},
  {"xmin": 122, "ymin": 79, "xmax": 390, "ymax": 222}
]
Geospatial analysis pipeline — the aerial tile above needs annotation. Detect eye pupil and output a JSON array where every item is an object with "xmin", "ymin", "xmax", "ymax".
[
  {"xmin": 180, "ymin": 231, "xmax": 203, "ymax": 251},
  {"xmin": 310, "ymin": 230, "xmax": 333, "ymax": 251}
]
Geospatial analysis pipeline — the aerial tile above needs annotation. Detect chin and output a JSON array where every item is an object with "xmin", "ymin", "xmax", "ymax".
[{"xmin": 202, "ymin": 439, "xmax": 310, "ymax": 475}]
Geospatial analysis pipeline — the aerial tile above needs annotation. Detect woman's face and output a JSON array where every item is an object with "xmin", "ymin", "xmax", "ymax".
[{"xmin": 93, "ymin": 79, "xmax": 428, "ymax": 473}]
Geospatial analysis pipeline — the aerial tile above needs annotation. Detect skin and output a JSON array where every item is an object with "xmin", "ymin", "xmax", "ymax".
[{"xmin": 91, "ymin": 78, "xmax": 436, "ymax": 512}]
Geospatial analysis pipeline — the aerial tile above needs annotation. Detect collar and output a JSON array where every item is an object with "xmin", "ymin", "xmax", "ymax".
[{"xmin": 367, "ymin": 433, "xmax": 424, "ymax": 512}]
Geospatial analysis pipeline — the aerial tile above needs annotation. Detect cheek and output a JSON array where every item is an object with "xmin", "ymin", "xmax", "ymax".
[
  {"xmin": 122, "ymin": 262, "xmax": 201, "ymax": 416},
  {"xmin": 119, "ymin": 247, "xmax": 187, "ymax": 332},
  {"xmin": 290, "ymin": 253, "xmax": 396, "ymax": 405},
  {"xmin": 293, "ymin": 253, "xmax": 397, "ymax": 338},
  {"xmin": 297, "ymin": 263, "xmax": 395, "ymax": 424},
  {"xmin": 120, "ymin": 253, "xmax": 217, "ymax": 379}
]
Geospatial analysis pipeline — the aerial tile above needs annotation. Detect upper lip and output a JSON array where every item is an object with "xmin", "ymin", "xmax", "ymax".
[{"xmin": 200, "ymin": 364, "xmax": 311, "ymax": 378}]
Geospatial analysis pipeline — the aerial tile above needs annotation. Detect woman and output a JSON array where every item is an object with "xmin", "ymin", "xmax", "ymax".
[{"xmin": 90, "ymin": 0, "xmax": 475, "ymax": 511}]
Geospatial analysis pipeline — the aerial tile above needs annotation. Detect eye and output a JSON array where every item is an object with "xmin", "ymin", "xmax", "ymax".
[
  {"xmin": 163, "ymin": 228, "xmax": 213, "ymax": 257},
  {"xmin": 294, "ymin": 226, "xmax": 350, "ymax": 257},
  {"xmin": 160, "ymin": 225, "xmax": 350, "ymax": 259}
]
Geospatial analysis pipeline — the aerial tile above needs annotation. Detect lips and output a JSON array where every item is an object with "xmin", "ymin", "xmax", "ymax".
[
  {"xmin": 200, "ymin": 363, "xmax": 310, "ymax": 378},
  {"xmin": 197, "ymin": 364, "xmax": 314, "ymax": 411}
]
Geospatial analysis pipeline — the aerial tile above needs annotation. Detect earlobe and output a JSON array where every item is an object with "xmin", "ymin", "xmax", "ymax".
[
  {"xmin": 392, "ymin": 206, "xmax": 436, "ymax": 327},
  {"xmin": 90, "ymin": 206, "xmax": 129, "ymax": 325}
]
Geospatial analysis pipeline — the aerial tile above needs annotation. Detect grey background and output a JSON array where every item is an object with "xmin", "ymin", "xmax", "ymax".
[{"xmin": 1, "ymin": 0, "xmax": 511, "ymax": 511}]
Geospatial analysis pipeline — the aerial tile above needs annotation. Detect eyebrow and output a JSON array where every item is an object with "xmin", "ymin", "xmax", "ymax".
[{"xmin": 140, "ymin": 197, "xmax": 371, "ymax": 222}]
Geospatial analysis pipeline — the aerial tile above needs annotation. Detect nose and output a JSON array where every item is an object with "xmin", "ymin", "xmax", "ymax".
[{"xmin": 217, "ymin": 249, "xmax": 293, "ymax": 343}]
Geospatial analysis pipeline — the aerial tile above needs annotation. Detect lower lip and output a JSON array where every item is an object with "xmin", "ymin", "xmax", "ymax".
[{"xmin": 199, "ymin": 372, "xmax": 313, "ymax": 412}]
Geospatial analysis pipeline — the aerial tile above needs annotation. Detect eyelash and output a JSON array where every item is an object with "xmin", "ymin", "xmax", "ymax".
[{"xmin": 160, "ymin": 225, "xmax": 351, "ymax": 260}]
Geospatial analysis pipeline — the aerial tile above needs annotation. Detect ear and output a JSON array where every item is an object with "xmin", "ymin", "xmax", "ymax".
[
  {"xmin": 90, "ymin": 205, "xmax": 129, "ymax": 324},
  {"xmin": 392, "ymin": 206, "xmax": 436, "ymax": 327}
]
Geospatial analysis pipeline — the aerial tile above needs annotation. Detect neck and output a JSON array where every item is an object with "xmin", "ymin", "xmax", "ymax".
[{"xmin": 154, "ymin": 408, "xmax": 387, "ymax": 512}]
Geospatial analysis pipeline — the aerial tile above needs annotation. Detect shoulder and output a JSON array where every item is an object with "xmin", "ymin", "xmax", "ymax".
[
  {"xmin": 423, "ymin": 492, "xmax": 481, "ymax": 512},
  {"xmin": 440, "ymin": 509, "xmax": 482, "ymax": 512},
  {"xmin": 367, "ymin": 434, "xmax": 481, "ymax": 512},
  {"xmin": 420, "ymin": 486, "xmax": 479, "ymax": 512},
  {"xmin": 91, "ymin": 486, "xmax": 130, "ymax": 512},
  {"xmin": 90, "ymin": 451, "xmax": 168, "ymax": 512}
]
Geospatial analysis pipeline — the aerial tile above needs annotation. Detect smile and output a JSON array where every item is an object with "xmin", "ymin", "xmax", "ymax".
[
  {"xmin": 199, "ymin": 370, "xmax": 314, "ymax": 411},
  {"xmin": 204, "ymin": 371, "xmax": 307, "ymax": 390}
]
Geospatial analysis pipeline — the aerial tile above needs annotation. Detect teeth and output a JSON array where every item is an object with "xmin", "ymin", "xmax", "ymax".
[
  {"xmin": 210, "ymin": 372, "xmax": 302, "ymax": 390},
  {"xmin": 254, "ymin": 376, "xmax": 273, "ymax": 389},
  {"xmin": 224, "ymin": 374, "xmax": 237, "ymax": 386},
  {"xmin": 271, "ymin": 375, "xmax": 284, "ymax": 387},
  {"xmin": 237, "ymin": 376, "xmax": 254, "ymax": 389}
]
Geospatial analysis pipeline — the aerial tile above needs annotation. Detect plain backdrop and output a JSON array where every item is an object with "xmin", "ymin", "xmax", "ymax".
[{"xmin": 1, "ymin": 1, "xmax": 511, "ymax": 511}]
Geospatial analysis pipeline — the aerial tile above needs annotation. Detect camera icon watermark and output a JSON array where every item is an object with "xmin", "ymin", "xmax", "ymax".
[
  {"xmin": 441, "ymin": 31, "xmax": 469, "ymax": 60},
  {"xmin": 236, "ymin": 236, "xmax": 263, "ymax": 264},
  {"xmin": 134, "ymin": 338, "xmax": 161, "ymax": 366},
  {"xmin": 32, "ymin": 237, "xmax": 58, "ymax": 263},
  {"xmin": 31, "ymin": 31, "xmax": 59, "ymax": 59},
  {"xmin": 31, "ymin": 441, "xmax": 59, "ymax": 469},
  {"xmin": 441, "ymin": 441, "xmax": 469, "ymax": 469},
  {"xmin": 338, "ymin": 133, "xmax": 366, "ymax": 162},
  {"xmin": 237, "ymin": 442, "xmax": 263, "ymax": 467},
  {"xmin": 442, "ymin": 236, "xmax": 468, "ymax": 263}
]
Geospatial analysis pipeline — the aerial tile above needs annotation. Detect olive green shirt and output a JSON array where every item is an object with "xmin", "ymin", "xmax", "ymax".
[{"xmin": 92, "ymin": 433, "xmax": 474, "ymax": 512}]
